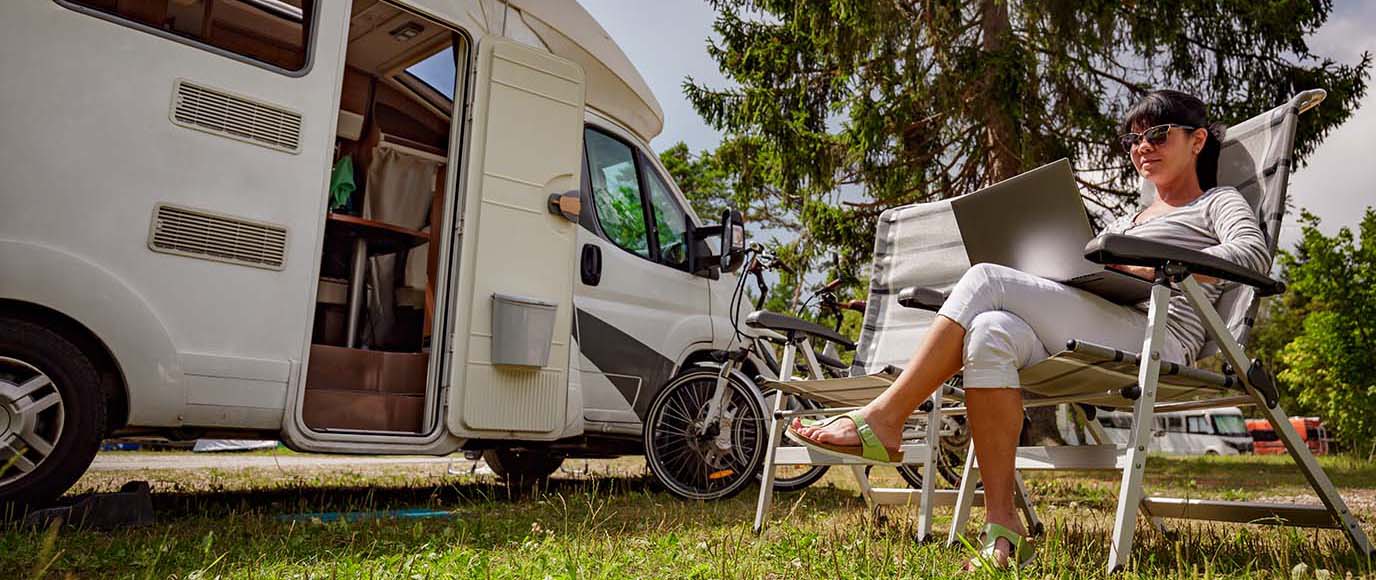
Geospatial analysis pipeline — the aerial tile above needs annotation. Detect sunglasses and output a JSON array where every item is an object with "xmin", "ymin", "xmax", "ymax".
[{"xmin": 1119, "ymin": 123, "xmax": 1196, "ymax": 154}]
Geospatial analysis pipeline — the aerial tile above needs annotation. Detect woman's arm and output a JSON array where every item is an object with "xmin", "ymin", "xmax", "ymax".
[
  {"xmin": 1107, "ymin": 190, "xmax": 1269, "ymax": 284},
  {"xmin": 1200, "ymin": 190, "xmax": 1271, "ymax": 277}
]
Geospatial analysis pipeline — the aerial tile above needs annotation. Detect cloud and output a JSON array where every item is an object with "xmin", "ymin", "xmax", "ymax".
[
  {"xmin": 577, "ymin": 0, "xmax": 728, "ymax": 153},
  {"xmin": 1281, "ymin": 0, "xmax": 1376, "ymax": 251}
]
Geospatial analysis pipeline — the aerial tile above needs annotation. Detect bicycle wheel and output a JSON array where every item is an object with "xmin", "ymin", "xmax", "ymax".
[
  {"xmin": 644, "ymin": 369, "xmax": 766, "ymax": 501},
  {"xmin": 897, "ymin": 413, "xmax": 971, "ymax": 489},
  {"xmin": 759, "ymin": 389, "xmax": 830, "ymax": 491}
]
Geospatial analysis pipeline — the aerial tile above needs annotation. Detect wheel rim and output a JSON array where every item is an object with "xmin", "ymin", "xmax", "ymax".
[
  {"xmin": 648, "ymin": 375, "xmax": 762, "ymax": 499},
  {"xmin": 0, "ymin": 356, "xmax": 65, "ymax": 486}
]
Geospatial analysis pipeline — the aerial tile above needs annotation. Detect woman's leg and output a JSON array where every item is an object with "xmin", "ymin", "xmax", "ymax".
[
  {"xmin": 965, "ymin": 387, "xmax": 1026, "ymax": 566},
  {"xmin": 793, "ymin": 263, "xmax": 1184, "ymax": 454},
  {"xmin": 959, "ymin": 310, "xmax": 1046, "ymax": 565}
]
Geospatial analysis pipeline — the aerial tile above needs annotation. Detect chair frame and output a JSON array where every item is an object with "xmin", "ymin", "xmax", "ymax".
[
  {"xmin": 751, "ymin": 330, "xmax": 1041, "ymax": 542},
  {"xmin": 944, "ymin": 270, "xmax": 1374, "ymax": 573}
]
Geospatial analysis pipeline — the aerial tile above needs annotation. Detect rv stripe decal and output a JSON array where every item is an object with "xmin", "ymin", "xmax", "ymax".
[{"xmin": 574, "ymin": 308, "xmax": 676, "ymax": 420}]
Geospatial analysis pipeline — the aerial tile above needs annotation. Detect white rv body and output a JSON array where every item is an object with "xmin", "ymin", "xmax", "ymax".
[{"xmin": 0, "ymin": 0, "xmax": 743, "ymax": 502}]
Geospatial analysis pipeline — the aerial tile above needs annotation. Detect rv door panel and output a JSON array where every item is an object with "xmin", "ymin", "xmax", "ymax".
[{"xmin": 446, "ymin": 39, "xmax": 585, "ymax": 439}]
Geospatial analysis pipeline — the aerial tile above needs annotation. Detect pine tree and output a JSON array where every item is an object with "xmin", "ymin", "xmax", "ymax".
[{"xmin": 688, "ymin": 0, "xmax": 1370, "ymax": 272}]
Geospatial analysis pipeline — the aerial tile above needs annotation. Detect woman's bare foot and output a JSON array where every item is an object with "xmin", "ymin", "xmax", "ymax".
[
  {"xmin": 961, "ymin": 517, "xmax": 1028, "ymax": 571},
  {"xmin": 788, "ymin": 406, "xmax": 904, "ymax": 454}
]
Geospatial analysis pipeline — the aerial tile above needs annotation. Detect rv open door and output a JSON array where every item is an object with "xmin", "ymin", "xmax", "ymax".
[{"xmin": 445, "ymin": 39, "xmax": 585, "ymax": 440}]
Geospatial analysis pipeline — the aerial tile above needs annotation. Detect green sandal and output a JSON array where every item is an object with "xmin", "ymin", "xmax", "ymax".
[
  {"xmin": 966, "ymin": 522, "xmax": 1035, "ymax": 570},
  {"xmin": 785, "ymin": 411, "xmax": 902, "ymax": 464}
]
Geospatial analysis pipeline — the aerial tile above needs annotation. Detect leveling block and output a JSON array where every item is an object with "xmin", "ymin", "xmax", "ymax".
[{"xmin": 277, "ymin": 508, "xmax": 457, "ymax": 524}]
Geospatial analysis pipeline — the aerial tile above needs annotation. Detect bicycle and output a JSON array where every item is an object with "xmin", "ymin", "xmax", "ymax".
[{"xmin": 642, "ymin": 245, "xmax": 855, "ymax": 500}]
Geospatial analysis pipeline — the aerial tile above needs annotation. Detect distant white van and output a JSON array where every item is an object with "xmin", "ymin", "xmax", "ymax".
[{"xmin": 1096, "ymin": 406, "xmax": 1253, "ymax": 456}]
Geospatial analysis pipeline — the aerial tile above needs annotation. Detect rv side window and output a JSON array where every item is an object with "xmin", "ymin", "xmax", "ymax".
[
  {"xmin": 640, "ymin": 161, "xmax": 690, "ymax": 269},
  {"xmin": 585, "ymin": 128, "xmax": 651, "ymax": 258},
  {"xmin": 1186, "ymin": 415, "xmax": 1210, "ymax": 434},
  {"xmin": 1166, "ymin": 416, "xmax": 1184, "ymax": 432},
  {"xmin": 60, "ymin": 0, "xmax": 313, "ymax": 72},
  {"xmin": 1212, "ymin": 414, "xmax": 1247, "ymax": 436}
]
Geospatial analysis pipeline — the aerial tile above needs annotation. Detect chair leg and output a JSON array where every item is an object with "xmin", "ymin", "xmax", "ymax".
[
  {"xmin": 1260, "ymin": 398, "xmax": 1374, "ymax": 556},
  {"xmin": 1080, "ymin": 405, "xmax": 1168, "ymax": 538},
  {"xmin": 1179, "ymin": 276, "xmax": 1373, "ymax": 557},
  {"xmin": 916, "ymin": 388, "xmax": 942, "ymax": 542},
  {"xmin": 753, "ymin": 392, "xmax": 789, "ymax": 535},
  {"xmin": 947, "ymin": 444, "xmax": 979, "ymax": 547},
  {"xmin": 1013, "ymin": 471, "xmax": 1042, "ymax": 536},
  {"xmin": 1107, "ymin": 283, "xmax": 1170, "ymax": 574},
  {"xmin": 850, "ymin": 465, "xmax": 876, "ymax": 502}
]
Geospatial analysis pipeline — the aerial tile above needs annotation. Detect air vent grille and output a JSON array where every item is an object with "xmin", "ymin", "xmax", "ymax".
[
  {"xmin": 171, "ymin": 80, "xmax": 303, "ymax": 153},
  {"xmin": 149, "ymin": 204, "xmax": 288, "ymax": 270}
]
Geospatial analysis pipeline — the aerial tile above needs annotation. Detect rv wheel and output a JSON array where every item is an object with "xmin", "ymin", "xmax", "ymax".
[
  {"xmin": 643, "ymin": 369, "xmax": 766, "ymax": 501},
  {"xmin": 0, "ymin": 316, "xmax": 105, "ymax": 514},
  {"xmin": 482, "ymin": 448, "xmax": 565, "ymax": 489}
]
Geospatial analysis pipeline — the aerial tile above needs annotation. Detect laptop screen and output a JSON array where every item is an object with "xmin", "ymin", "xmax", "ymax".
[{"xmin": 950, "ymin": 159, "xmax": 1100, "ymax": 282}]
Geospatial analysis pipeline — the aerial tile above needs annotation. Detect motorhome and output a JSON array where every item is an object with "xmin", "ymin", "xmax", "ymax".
[
  {"xmin": 1096, "ymin": 406, "xmax": 1253, "ymax": 456},
  {"xmin": 0, "ymin": 0, "xmax": 753, "ymax": 507},
  {"xmin": 1248, "ymin": 417, "xmax": 1330, "ymax": 456}
]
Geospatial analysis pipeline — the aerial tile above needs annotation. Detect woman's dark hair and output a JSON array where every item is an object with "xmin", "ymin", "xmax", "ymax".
[{"xmin": 1121, "ymin": 89, "xmax": 1224, "ymax": 190}]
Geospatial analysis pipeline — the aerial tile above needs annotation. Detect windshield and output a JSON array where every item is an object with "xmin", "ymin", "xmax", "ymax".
[{"xmin": 1212, "ymin": 414, "xmax": 1248, "ymax": 436}]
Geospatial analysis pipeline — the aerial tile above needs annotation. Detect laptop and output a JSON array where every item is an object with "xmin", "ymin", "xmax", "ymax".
[{"xmin": 949, "ymin": 158, "xmax": 1157, "ymax": 305}]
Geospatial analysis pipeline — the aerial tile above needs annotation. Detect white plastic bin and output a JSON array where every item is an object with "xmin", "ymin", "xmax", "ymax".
[{"xmin": 490, "ymin": 293, "xmax": 558, "ymax": 368}]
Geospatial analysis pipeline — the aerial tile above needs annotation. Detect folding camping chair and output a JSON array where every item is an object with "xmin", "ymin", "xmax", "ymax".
[{"xmin": 759, "ymin": 89, "xmax": 1374, "ymax": 571}]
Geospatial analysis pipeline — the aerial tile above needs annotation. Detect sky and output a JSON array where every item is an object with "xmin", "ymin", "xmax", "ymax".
[{"xmin": 578, "ymin": 1, "xmax": 1376, "ymax": 254}]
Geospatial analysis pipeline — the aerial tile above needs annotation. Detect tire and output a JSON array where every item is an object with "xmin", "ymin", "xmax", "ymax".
[
  {"xmin": 0, "ymin": 316, "xmax": 105, "ymax": 514},
  {"xmin": 759, "ymin": 390, "xmax": 829, "ymax": 492},
  {"xmin": 482, "ymin": 448, "xmax": 565, "ymax": 488},
  {"xmin": 644, "ymin": 369, "xmax": 766, "ymax": 501}
]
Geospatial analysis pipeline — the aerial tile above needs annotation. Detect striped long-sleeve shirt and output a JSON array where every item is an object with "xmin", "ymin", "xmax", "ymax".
[{"xmin": 1098, "ymin": 186, "xmax": 1271, "ymax": 362}]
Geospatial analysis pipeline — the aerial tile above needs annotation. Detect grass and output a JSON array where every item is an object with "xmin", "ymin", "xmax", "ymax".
[{"xmin": 2, "ymin": 453, "xmax": 1373, "ymax": 578}]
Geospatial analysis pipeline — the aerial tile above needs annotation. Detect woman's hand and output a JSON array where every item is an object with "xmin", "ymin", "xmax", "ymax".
[{"xmin": 1109, "ymin": 264, "xmax": 1156, "ymax": 281}]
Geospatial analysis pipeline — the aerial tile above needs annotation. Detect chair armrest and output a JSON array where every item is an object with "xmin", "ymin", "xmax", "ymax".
[
  {"xmin": 745, "ymin": 310, "xmax": 856, "ymax": 350},
  {"xmin": 813, "ymin": 350, "xmax": 848, "ymax": 371},
  {"xmin": 1084, "ymin": 234, "xmax": 1285, "ymax": 297},
  {"xmin": 897, "ymin": 287, "xmax": 949, "ymax": 311}
]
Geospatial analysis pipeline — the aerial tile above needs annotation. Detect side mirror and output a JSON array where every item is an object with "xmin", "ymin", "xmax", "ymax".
[
  {"xmin": 689, "ymin": 208, "xmax": 747, "ymax": 275},
  {"xmin": 718, "ymin": 209, "xmax": 746, "ymax": 273}
]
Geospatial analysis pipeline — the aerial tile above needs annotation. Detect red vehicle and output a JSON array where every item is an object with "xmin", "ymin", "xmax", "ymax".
[{"xmin": 1246, "ymin": 417, "xmax": 1330, "ymax": 456}]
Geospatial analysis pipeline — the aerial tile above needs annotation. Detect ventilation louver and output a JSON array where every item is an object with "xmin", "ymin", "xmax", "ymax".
[
  {"xmin": 171, "ymin": 80, "xmax": 303, "ymax": 153},
  {"xmin": 149, "ymin": 204, "xmax": 288, "ymax": 270}
]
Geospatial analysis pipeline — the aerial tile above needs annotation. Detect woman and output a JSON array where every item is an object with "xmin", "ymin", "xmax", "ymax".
[{"xmin": 787, "ymin": 90, "xmax": 1270, "ymax": 569}]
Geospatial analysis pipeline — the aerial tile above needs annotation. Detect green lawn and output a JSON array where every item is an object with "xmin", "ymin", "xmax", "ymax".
[{"xmin": 3, "ymin": 453, "xmax": 1372, "ymax": 578}]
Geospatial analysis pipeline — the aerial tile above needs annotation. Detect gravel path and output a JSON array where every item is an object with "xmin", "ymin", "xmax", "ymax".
[{"xmin": 89, "ymin": 452, "xmax": 471, "ymax": 472}]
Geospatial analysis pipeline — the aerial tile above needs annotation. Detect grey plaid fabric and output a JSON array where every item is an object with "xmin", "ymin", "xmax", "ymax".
[
  {"xmin": 775, "ymin": 93, "xmax": 1312, "ymax": 406},
  {"xmin": 850, "ymin": 200, "xmax": 970, "ymax": 375},
  {"xmin": 1201, "ymin": 98, "xmax": 1304, "ymax": 357}
]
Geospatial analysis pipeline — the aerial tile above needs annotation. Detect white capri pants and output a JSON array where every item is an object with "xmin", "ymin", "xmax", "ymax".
[{"xmin": 935, "ymin": 263, "xmax": 1187, "ymax": 388}]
